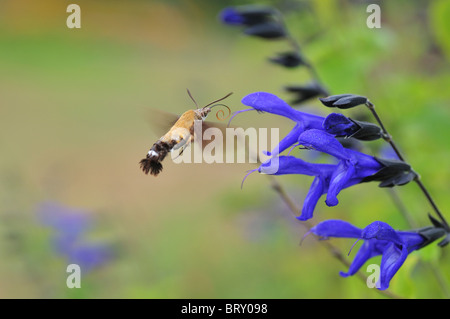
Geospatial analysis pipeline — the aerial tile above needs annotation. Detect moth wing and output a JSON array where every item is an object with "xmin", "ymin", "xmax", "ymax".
[{"xmin": 145, "ymin": 109, "xmax": 180, "ymax": 138}]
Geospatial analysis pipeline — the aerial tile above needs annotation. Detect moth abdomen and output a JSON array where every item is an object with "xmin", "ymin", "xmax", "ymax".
[
  {"xmin": 139, "ymin": 157, "xmax": 163, "ymax": 176},
  {"xmin": 139, "ymin": 140, "xmax": 174, "ymax": 176}
]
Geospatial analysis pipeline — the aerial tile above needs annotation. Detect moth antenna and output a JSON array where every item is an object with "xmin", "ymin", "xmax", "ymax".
[
  {"xmin": 187, "ymin": 89, "xmax": 199, "ymax": 108},
  {"xmin": 202, "ymin": 92, "xmax": 233, "ymax": 109}
]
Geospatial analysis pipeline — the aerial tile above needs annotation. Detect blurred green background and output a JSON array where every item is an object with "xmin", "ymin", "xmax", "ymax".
[{"xmin": 0, "ymin": 0, "xmax": 449, "ymax": 298}]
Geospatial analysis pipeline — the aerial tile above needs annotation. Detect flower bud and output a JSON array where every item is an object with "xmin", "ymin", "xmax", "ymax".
[
  {"xmin": 361, "ymin": 158, "xmax": 417, "ymax": 187},
  {"xmin": 319, "ymin": 94, "xmax": 368, "ymax": 109},
  {"xmin": 269, "ymin": 52, "xmax": 306, "ymax": 68},
  {"xmin": 425, "ymin": 214, "xmax": 450, "ymax": 247},
  {"xmin": 243, "ymin": 22, "xmax": 286, "ymax": 39}
]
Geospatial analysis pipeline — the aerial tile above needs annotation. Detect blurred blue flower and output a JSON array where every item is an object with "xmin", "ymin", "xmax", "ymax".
[
  {"xmin": 38, "ymin": 202, "xmax": 90, "ymax": 251},
  {"xmin": 67, "ymin": 243, "xmax": 113, "ymax": 273},
  {"xmin": 220, "ymin": 7, "xmax": 247, "ymax": 25},
  {"xmin": 219, "ymin": 6, "xmax": 287, "ymax": 39},
  {"xmin": 310, "ymin": 220, "xmax": 429, "ymax": 290},
  {"xmin": 37, "ymin": 202, "xmax": 113, "ymax": 272}
]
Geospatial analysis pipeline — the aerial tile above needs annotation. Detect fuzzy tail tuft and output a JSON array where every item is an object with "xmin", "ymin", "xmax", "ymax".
[{"xmin": 139, "ymin": 157, "xmax": 163, "ymax": 176}]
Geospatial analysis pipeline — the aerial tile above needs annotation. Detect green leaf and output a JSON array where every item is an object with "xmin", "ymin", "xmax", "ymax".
[{"xmin": 429, "ymin": 0, "xmax": 450, "ymax": 59}]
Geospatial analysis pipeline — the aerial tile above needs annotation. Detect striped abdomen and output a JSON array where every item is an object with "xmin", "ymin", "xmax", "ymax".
[{"xmin": 140, "ymin": 110, "xmax": 197, "ymax": 176}]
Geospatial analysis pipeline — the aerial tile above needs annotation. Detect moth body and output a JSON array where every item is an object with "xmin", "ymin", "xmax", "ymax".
[{"xmin": 139, "ymin": 91, "xmax": 231, "ymax": 176}]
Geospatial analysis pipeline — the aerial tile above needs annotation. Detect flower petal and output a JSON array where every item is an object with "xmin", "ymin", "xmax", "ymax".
[
  {"xmin": 243, "ymin": 22, "xmax": 286, "ymax": 39},
  {"xmin": 219, "ymin": 7, "xmax": 245, "ymax": 25},
  {"xmin": 269, "ymin": 123, "xmax": 304, "ymax": 156},
  {"xmin": 349, "ymin": 149, "xmax": 384, "ymax": 174},
  {"xmin": 298, "ymin": 176, "xmax": 325, "ymax": 221},
  {"xmin": 311, "ymin": 219, "xmax": 362, "ymax": 239},
  {"xmin": 361, "ymin": 221, "xmax": 404, "ymax": 245},
  {"xmin": 397, "ymin": 231, "xmax": 426, "ymax": 252},
  {"xmin": 340, "ymin": 240, "xmax": 381, "ymax": 277},
  {"xmin": 298, "ymin": 129, "xmax": 350, "ymax": 160},
  {"xmin": 258, "ymin": 156, "xmax": 333, "ymax": 176},
  {"xmin": 242, "ymin": 92, "xmax": 295, "ymax": 117},
  {"xmin": 378, "ymin": 243, "xmax": 408, "ymax": 290},
  {"xmin": 326, "ymin": 161, "xmax": 355, "ymax": 207},
  {"xmin": 241, "ymin": 92, "xmax": 324, "ymax": 127}
]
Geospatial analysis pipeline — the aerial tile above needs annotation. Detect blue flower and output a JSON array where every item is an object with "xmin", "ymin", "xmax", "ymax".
[
  {"xmin": 67, "ymin": 243, "xmax": 113, "ymax": 273},
  {"xmin": 37, "ymin": 202, "xmax": 113, "ymax": 272},
  {"xmin": 231, "ymin": 92, "xmax": 324, "ymax": 157},
  {"xmin": 236, "ymin": 93, "xmax": 414, "ymax": 220},
  {"xmin": 220, "ymin": 7, "xmax": 247, "ymax": 25},
  {"xmin": 219, "ymin": 6, "xmax": 276, "ymax": 27},
  {"xmin": 258, "ymin": 130, "xmax": 383, "ymax": 220},
  {"xmin": 309, "ymin": 220, "xmax": 430, "ymax": 290}
]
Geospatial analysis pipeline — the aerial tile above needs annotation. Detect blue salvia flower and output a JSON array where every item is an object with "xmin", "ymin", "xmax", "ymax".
[
  {"xmin": 309, "ymin": 220, "xmax": 446, "ymax": 290},
  {"xmin": 230, "ymin": 92, "xmax": 325, "ymax": 157},
  {"xmin": 38, "ymin": 202, "xmax": 91, "ymax": 252},
  {"xmin": 258, "ymin": 129, "xmax": 383, "ymax": 220},
  {"xmin": 37, "ymin": 202, "xmax": 113, "ymax": 272},
  {"xmin": 232, "ymin": 93, "xmax": 381, "ymax": 156},
  {"xmin": 67, "ymin": 243, "xmax": 113, "ymax": 273},
  {"xmin": 235, "ymin": 93, "xmax": 415, "ymax": 220}
]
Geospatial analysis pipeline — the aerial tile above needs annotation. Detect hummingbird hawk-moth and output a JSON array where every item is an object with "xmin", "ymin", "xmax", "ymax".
[{"xmin": 139, "ymin": 90, "xmax": 233, "ymax": 176}]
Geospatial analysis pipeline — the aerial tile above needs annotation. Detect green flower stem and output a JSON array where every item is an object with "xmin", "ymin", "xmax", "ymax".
[{"xmin": 366, "ymin": 101, "xmax": 449, "ymax": 231}]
